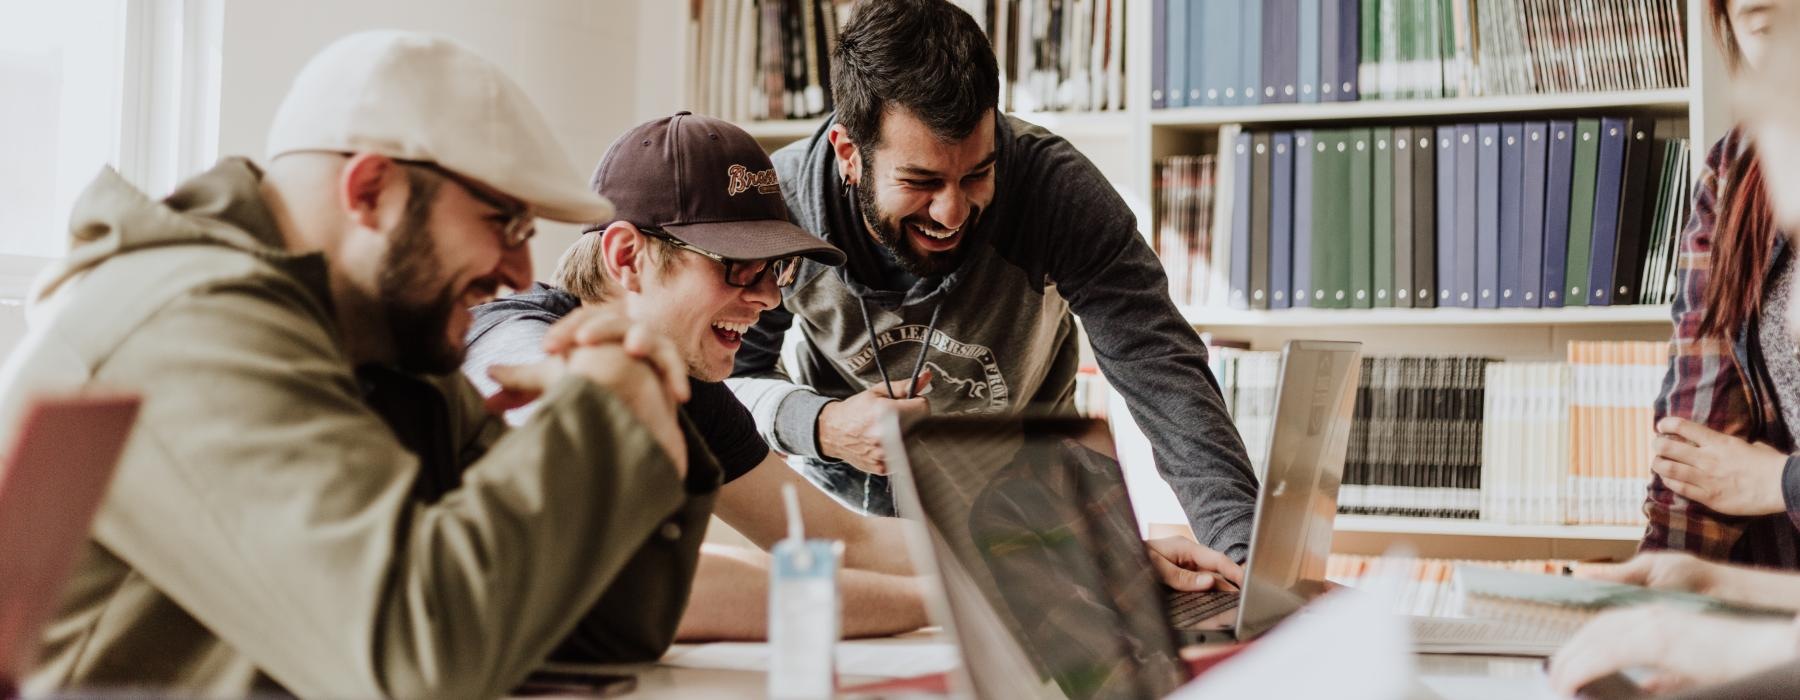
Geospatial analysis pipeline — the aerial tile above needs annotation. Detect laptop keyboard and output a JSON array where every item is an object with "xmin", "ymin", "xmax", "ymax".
[{"xmin": 1167, "ymin": 589, "xmax": 1240, "ymax": 628}]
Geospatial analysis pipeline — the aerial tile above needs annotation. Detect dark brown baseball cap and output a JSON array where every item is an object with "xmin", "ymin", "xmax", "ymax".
[{"xmin": 587, "ymin": 111, "xmax": 844, "ymax": 266}]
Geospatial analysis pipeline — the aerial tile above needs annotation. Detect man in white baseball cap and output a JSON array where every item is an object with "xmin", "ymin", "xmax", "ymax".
[{"xmin": 0, "ymin": 31, "xmax": 716, "ymax": 697}]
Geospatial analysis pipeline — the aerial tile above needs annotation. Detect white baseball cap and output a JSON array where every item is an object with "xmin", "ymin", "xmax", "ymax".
[{"xmin": 266, "ymin": 30, "xmax": 612, "ymax": 224}]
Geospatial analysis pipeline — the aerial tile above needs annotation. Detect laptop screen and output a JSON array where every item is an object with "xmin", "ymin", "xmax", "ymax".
[
  {"xmin": 889, "ymin": 415, "xmax": 1187, "ymax": 700},
  {"xmin": 1234, "ymin": 340, "xmax": 1362, "ymax": 639}
]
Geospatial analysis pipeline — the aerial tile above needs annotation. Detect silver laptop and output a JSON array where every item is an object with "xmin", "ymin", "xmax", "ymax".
[{"xmin": 884, "ymin": 340, "xmax": 1361, "ymax": 699}]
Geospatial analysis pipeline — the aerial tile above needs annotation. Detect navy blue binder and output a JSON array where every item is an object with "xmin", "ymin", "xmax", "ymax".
[
  {"xmin": 1152, "ymin": 0, "xmax": 1169, "ymax": 109},
  {"xmin": 1293, "ymin": 129, "xmax": 1316, "ymax": 307},
  {"xmin": 1412, "ymin": 128, "xmax": 1436, "ymax": 308},
  {"xmin": 1587, "ymin": 117, "xmax": 1632, "ymax": 307},
  {"xmin": 1498, "ymin": 123, "xmax": 1524, "ymax": 307},
  {"xmin": 1542, "ymin": 120, "xmax": 1577, "ymax": 307},
  {"xmin": 1231, "ymin": 132, "xmax": 1254, "ymax": 308},
  {"xmin": 1271, "ymin": 131, "xmax": 1296, "ymax": 308},
  {"xmin": 1519, "ymin": 122, "xmax": 1549, "ymax": 308},
  {"xmin": 1435, "ymin": 125, "xmax": 1458, "ymax": 306},
  {"xmin": 1477, "ymin": 123, "xmax": 1501, "ymax": 308},
  {"xmin": 1334, "ymin": 0, "xmax": 1360, "ymax": 101},
  {"xmin": 1455, "ymin": 124, "xmax": 1478, "ymax": 308}
]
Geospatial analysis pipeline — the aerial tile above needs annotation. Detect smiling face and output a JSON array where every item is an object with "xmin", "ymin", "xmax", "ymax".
[
  {"xmin": 596, "ymin": 223, "xmax": 783, "ymax": 381},
  {"xmin": 838, "ymin": 108, "xmax": 997, "ymax": 277},
  {"xmin": 378, "ymin": 164, "xmax": 534, "ymax": 374}
]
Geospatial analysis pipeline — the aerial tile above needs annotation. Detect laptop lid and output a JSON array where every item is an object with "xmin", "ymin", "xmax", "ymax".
[
  {"xmin": 887, "ymin": 414, "xmax": 1188, "ymax": 700},
  {"xmin": 0, "ymin": 393, "xmax": 141, "ymax": 684},
  {"xmin": 1234, "ymin": 340, "xmax": 1362, "ymax": 640}
]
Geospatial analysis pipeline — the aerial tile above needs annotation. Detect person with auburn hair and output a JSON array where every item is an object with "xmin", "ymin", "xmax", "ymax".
[{"xmin": 1642, "ymin": 0, "xmax": 1800, "ymax": 567}]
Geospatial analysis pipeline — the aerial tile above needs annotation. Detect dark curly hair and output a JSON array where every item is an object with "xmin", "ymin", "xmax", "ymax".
[{"xmin": 831, "ymin": 0, "xmax": 1000, "ymax": 150}]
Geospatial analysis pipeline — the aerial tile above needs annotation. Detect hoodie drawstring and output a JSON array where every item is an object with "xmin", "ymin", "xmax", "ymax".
[{"xmin": 855, "ymin": 298, "xmax": 943, "ymax": 400}]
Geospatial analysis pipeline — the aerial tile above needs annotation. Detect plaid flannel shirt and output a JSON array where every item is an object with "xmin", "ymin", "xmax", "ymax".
[{"xmin": 1644, "ymin": 128, "xmax": 1800, "ymax": 566}]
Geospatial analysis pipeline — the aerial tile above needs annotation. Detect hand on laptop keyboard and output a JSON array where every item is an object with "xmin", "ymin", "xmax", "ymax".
[{"xmin": 1147, "ymin": 537, "xmax": 1245, "ymax": 591}]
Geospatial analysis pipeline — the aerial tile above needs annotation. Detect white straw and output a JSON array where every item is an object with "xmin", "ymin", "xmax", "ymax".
[{"xmin": 782, "ymin": 483, "xmax": 804, "ymax": 542}]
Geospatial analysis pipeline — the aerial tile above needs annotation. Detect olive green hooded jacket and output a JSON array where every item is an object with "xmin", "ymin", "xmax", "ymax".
[{"xmin": 0, "ymin": 158, "xmax": 719, "ymax": 698}]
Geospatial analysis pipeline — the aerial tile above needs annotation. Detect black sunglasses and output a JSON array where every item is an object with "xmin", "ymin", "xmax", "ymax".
[{"xmin": 639, "ymin": 227, "xmax": 802, "ymax": 288}]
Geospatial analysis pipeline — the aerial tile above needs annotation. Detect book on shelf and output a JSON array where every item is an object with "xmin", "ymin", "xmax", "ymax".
[
  {"xmin": 688, "ymin": 0, "xmax": 1127, "ymax": 123},
  {"xmin": 1152, "ymin": 118, "xmax": 1690, "ymax": 312},
  {"xmin": 1152, "ymin": 0, "xmax": 1687, "ymax": 110},
  {"xmin": 687, "ymin": 0, "xmax": 845, "ymax": 123},
  {"xmin": 1453, "ymin": 564, "xmax": 1797, "ymax": 648},
  {"xmin": 1330, "ymin": 555, "xmax": 1593, "ymax": 655},
  {"xmin": 1184, "ymin": 340, "xmax": 1667, "ymax": 526},
  {"xmin": 1001, "ymin": 0, "xmax": 1131, "ymax": 113},
  {"xmin": 1328, "ymin": 555, "xmax": 1573, "ymax": 619},
  {"xmin": 1154, "ymin": 154, "xmax": 1221, "ymax": 308}
]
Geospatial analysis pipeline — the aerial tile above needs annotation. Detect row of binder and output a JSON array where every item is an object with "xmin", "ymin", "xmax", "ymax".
[
  {"xmin": 1155, "ymin": 118, "xmax": 1691, "ymax": 311},
  {"xmin": 1150, "ymin": 0, "xmax": 1689, "ymax": 109}
]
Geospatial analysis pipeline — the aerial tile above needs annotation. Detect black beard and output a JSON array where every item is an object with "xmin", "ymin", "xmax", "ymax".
[
  {"xmin": 377, "ymin": 218, "xmax": 464, "ymax": 375},
  {"xmin": 854, "ymin": 156, "xmax": 977, "ymax": 278}
]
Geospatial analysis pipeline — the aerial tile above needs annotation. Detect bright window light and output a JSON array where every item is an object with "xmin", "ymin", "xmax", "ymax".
[{"xmin": 0, "ymin": 0, "xmax": 129, "ymax": 261}]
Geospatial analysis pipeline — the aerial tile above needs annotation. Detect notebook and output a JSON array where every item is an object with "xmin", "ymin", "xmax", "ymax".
[{"xmin": 0, "ymin": 393, "xmax": 141, "ymax": 687}]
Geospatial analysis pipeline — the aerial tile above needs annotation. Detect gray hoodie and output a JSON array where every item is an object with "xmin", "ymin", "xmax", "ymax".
[{"xmin": 727, "ymin": 114, "xmax": 1258, "ymax": 559}]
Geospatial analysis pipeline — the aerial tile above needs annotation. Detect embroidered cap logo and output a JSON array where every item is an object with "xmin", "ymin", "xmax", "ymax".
[{"xmin": 727, "ymin": 164, "xmax": 781, "ymax": 196}]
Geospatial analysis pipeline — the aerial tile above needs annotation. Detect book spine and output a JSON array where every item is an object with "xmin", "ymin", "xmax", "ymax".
[
  {"xmin": 1294, "ymin": 130, "xmax": 1317, "ymax": 307},
  {"xmin": 1272, "ymin": 131, "xmax": 1297, "ymax": 308},
  {"xmin": 1476, "ymin": 123, "xmax": 1501, "ymax": 308},
  {"xmin": 1350, "ymin": 129, "xmax": 1375, "ymax": 308},
  {"xmin": 1394, "ymin": 126, "xmax": 1416, "ymax": 308},
  {"xmin": 1435, "ymin": 125, "xmax": 1458, "ymax": 306},
  {"xmin": 1564, "ymin": 118, "xmax": 1602, "ymax": 307},
  {"xmin": 1251, "ymin": 132, "xmax": 1274, "ymax": 308},
  {"xmin": 1499, "ymin": 122, "xmax": 1525, "ymax": 307},
  {"xmin": 1231, "ymin": 131, "xmax": 1255, "ymax": 308},
  {"xmin": 1374, "ymin": 130, "xmax": 1396, "ymax": 307}
]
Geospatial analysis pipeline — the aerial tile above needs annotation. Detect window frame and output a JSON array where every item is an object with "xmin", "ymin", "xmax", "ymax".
[{"xmin": 0, "ymin": 0, "xmax": 222, "ymax": 301}]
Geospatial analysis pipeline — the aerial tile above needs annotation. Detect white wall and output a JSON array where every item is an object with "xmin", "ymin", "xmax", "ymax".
[
  {"xmin": 0, "ymin": 0, "xmax": 657, "ymax": 360},
  {"xmin": 215, "ymin": 0, "xmax": 645, "ymax": 276}
]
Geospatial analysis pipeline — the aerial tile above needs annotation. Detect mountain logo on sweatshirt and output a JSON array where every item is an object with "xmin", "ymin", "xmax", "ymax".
[{"xmin": 845, "ymin": 325, "xmax": 1008, "ymax": 414}]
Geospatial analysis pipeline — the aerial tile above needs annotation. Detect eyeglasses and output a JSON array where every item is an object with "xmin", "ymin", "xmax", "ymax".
[
  {"xmin": 399, "ymin": 161, "xmax": 536, "ymax": 249},
  {"xmin": 639, "ymin": 227, "xmax": 802, "ymax": 288}
]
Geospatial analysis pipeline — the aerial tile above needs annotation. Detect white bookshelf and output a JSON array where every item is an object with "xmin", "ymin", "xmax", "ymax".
[
  {"xmin": 1330, "ymin": 516, "xmax": 1643, "ymax": 560},
  {"xmin": 1148, "ymin": 88, "xmax": 1694, "ymax": 129},
  {"xmin": 664, "ymin": 0, "xmax": 1729, "ymax": 561},
  {"xmin": 1334, "ymin": 515, "xmax": 1641, "ymax": 541},
  {"xmin": 1184, "ymin": 304, "xmax": 1673, "ymax": 328},
  {"xmin": 741, "ymin": 118, "xmax": 824, "ymax": 146}
]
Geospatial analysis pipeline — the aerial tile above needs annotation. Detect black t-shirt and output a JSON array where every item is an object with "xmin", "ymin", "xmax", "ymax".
[
  {"xmin": 683, "ymin": 378, "xmax": 770, "ymax": 483},
  {"xmin": 466, "ymin": 283, "xmax": 771, "ymax": 485}
]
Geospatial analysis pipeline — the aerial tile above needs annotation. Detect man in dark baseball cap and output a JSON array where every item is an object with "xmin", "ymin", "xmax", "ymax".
[{"xmin": 464, "ymin": 112, "xmax": 930, "ymax": 641}]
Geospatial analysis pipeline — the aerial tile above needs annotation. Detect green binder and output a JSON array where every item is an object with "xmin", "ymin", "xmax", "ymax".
[
  {"xmin": 1374, "ymin": 129, "xmax": 1395, "ymax": 308},
  {"xmin": 1564, "ymin": 118, "xmax": 1601, "ymax": 308},
  {"xmin": 1313, "ymin": 130, "xmax": 1349, "ymax": 308},
  {"xmin": 1350, "ymin": 128, "xmax": 1375, "ymax": 309}
]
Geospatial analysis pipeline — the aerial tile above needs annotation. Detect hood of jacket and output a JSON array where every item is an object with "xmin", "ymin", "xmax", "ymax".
[{"xmin": 38, "ymin": 157, "xmax": 330, "ymax": 308}]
